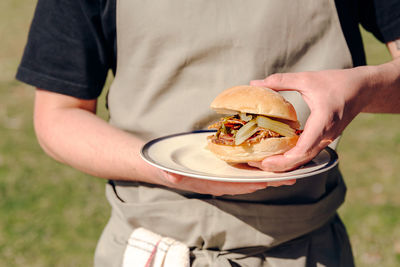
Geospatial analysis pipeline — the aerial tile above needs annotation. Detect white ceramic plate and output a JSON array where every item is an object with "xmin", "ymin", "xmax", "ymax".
[{"xmin": 141, "ymin": 131, "xmax": 338, "ymax": 182}]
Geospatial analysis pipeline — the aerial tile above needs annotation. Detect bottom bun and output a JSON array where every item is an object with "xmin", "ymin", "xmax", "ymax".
[{"xmin": 207, "ymin": 135, "xmax": 299, "ymax": 163}]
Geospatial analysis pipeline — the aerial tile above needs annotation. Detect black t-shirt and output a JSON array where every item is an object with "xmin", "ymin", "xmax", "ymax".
[{"xmin": 16, "ymin": 0, "xmax": 400, "ymax": 100}]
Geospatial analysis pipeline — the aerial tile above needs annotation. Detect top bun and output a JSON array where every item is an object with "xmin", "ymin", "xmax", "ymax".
[{"xmin": 211, "ymin": 85, "xmax": 298, "ymax": 121}]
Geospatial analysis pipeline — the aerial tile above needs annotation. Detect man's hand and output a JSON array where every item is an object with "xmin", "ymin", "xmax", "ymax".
[
  {"xmin": 249, "ymin": 41, "xmax": 400, "ymax": 172},
  {"xmin": 157, "ymin": 170, "xmax": 296, "ymax": 196},
  {"xmin": 249, "ymin": 67, "xmax": 375, "ymax": 172}
]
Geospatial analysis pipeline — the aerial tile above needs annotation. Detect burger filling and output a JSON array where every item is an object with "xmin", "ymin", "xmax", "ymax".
[{"xmin": 208, "ymin": 113, "xmax": 302, "ymax": 146}]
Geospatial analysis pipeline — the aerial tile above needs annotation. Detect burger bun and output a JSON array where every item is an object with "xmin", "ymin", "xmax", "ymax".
[
  {"xmin": 211, "ymin": 85, "xmax": 298, "ymax": 122},
  {"xmin": 208, "ymin": 85, "xmax": 300, "ymax": 163},
  {"xmin": 207, "ymin": 134, "xmax": 298, "ymax": 163}
]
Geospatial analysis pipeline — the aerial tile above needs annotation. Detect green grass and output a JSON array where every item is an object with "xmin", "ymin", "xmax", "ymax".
[
  {"xmin": 0, "ymin": 1, "xmax": 110, "ymax": 266},
  {"xmin": 339, "ymin": 113, "xmax": 400, "ymax": 267},
  {"xmin": 1, "ymin": 1, "xmax": 399, "ymax": 266}
]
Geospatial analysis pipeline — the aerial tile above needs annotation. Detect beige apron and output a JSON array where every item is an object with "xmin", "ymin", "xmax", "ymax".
[{"xmin": 95, "ymin": 0, "xmax": 354, "ymax": 266}]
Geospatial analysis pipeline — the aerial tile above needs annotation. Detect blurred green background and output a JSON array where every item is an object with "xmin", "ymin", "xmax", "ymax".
[{"xmin": 1, "ymin": 1, "xmax": 399, "ymax": 266}]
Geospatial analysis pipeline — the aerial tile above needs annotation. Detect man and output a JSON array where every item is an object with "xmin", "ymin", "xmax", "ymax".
[{"xmin": 17, "ymin": 0, "xmax": 400, "ymax": 266}]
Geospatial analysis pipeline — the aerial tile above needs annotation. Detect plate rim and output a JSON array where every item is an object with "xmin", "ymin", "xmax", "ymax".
[{"xmin": 140, "ymin": 130, "xmax": 338, "ymax": 182}]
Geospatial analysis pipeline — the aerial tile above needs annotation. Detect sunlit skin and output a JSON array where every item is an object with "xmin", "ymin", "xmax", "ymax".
[
  {"xmin": 34, "ymin": 89, "xmax": 294, "ymax": 197},
  {"xmin": 248, "ymin": 39, "xmax": 400, "ymax": 172}
]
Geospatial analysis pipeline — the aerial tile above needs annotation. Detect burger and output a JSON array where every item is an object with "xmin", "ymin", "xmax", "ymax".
[{"xmin": 207, "ymin": 85, "xmax": 302, "ymax": 163}]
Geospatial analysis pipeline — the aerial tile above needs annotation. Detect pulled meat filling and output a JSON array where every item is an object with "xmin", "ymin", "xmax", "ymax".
[{"xmin": 208, "ymin": 115, "xmax": 284, "ymax": 146}]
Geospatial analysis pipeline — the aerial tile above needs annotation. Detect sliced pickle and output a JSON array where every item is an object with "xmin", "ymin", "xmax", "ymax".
[
  {"xmin": 239, "ymin": 113, "xmax": 252, "ymax": 122},
  {"xmin": 235, "ymin": 119, "xmax": 258, "ymax": 145},
  {"xmin": 256, "ymin": 116, "xmax": 296, "ymax": 137}
]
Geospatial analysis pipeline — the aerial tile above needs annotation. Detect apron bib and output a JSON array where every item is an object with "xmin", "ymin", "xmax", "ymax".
[{"xmin": 96, "ymin": 0, "xmax": 354, "ymax": 266}]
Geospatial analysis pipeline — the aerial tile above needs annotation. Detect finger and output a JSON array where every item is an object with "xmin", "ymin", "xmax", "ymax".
[
  {"xmin": 248, "ymin": 161, "xmax": 262, "ymax": 169},
  {"xmin": 259, "ymin": 118, "xmax": 332, "ymax": 172},
  {"xmin": 164, "ymin": 171, "xmax": 270, "ymax": 196},
  {"xmin": 248, "ymin": 112, "xmax": 329, "ymax": 172},
  {"xmin": 163, "ymin": 171, "xmax": 184, "ymax": 184},
  {"xmin": 251, "ymin": 73, "xmax": 303, "ymax": 92},
  {"xmin": 218, "ymin": 182, "xmax": 269, "ymax": 195},
  {"xmin": 287, "ymin": 111, "xmax": 335, "ymax": 156},
  {"xmin": 250, "ymin": 79, "xmax": 268, "ymax": 87},
  {"xmin": 249, "ymin": 153, "xmax": 307, "ymax": 172},
  {"xmin": 190, "ymin": 181, "xmax": 269, "ymax": 196},
  {"xmin": 267, "ymin": 179, "xmax": 296, "ymax": 187}
]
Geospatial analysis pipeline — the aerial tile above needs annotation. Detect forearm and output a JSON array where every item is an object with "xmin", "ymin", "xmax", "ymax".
[
  {"xmin": 361, "ymin": 39, "xmax": 400, "ymax": 113},
  {"xmin": 34, "ymin": 94, "xmax": 160, "ymax": 183},
  {"xmin": 361, "ymin": 57, "xmax": 400, "ymax": 113},
  {"xmin": 34, "ymin": 90, "xmax": 281, "ymax": 195}
]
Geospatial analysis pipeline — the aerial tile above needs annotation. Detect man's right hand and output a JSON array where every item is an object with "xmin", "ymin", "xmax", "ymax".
[{"xmin": 157, "ymin": 170, "xmax": 295, "ymax": 196}]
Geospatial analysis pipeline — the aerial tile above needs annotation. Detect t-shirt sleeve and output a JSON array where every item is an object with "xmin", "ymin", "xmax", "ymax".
[
  {"xmin": 16, "ymin": 0, "xmax": 111, "ymax": 99},
  {"xmin": 359, "ymin": 0, "xmax": 400, "ymax": 43},
  {"xmin": 375, "ymin": 0, "xmax": 400, "ymax": 42}
]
